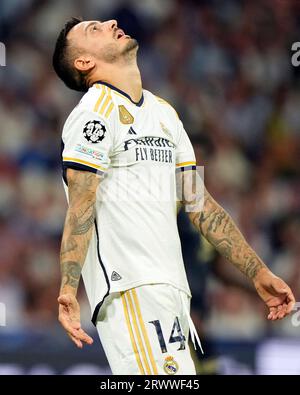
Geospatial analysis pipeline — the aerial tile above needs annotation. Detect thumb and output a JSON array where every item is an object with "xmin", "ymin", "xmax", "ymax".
[
  {"xmin": 58, "ymin": 294, "xmax": 74, "ymax": 306},
  {"xmin": 271, "ymin": 278, "xmax": 289, "ymax": 294}
]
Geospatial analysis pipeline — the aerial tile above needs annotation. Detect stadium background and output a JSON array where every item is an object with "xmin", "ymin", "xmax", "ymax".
[{"xmin": 0, "ymin": 0, "xmax": 300, "ymax": 375}]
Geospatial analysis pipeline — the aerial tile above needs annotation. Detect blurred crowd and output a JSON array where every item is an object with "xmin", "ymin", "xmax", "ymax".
[{"xmin": 0, "ymin": 0, "xmax": 300, "ymax": 348}]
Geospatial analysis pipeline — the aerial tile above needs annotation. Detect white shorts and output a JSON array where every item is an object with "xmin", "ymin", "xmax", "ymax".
[{"xmin": 96, "ymin": 283, "xmax": 197, "ymax": 375}]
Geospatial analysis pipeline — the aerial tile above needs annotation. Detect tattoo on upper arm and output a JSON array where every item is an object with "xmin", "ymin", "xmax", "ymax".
[
  {"xmin": 197, "ymin": 192, "xmax": 266, "ymax": 279},
  {"xmin": 68, "ymin": 206, "xmax": 96, "ymax": 236},
  {"xmin": 68, "ymin": 170, "xmax": 99, "ymax": 198}
]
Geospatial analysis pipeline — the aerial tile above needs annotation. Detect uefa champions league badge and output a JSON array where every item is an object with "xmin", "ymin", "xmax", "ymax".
[
  {"xmin": 83, "ymin": 120, "xmax": 106, "ymax": 143},
  {"xmin": 163, "ymin": 355, "xmax": 179, "ymax": 375}
]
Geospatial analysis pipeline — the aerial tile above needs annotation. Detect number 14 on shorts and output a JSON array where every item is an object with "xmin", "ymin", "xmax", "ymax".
[{"xmin": 149, "ymin": 317, "xmax": 186, "ymax": 353}]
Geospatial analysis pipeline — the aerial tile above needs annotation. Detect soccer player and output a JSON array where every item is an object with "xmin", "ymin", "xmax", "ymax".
[{"xmin": 52, "ymin": 18, "xmax": 295, "ymax": 375}]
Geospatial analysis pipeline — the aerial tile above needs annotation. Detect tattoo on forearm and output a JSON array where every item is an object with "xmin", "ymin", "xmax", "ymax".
[
  {"xmin": 59, "ymin": 170, "xmax": 100, "ymax": 293},
  {"xmin": 196, "ymin": 192, "xmax": 266, "ymax": 279},
  {"xmin": 243, "ymin": 252, "xmax": 264, "ymax": 279},
  {"xmin": 61, "ymin": 261, "xmax": 81, "ymax": 289},
  {"xmin": 60, "ymin": 238, "xmax": 77, "ymax": 256}
]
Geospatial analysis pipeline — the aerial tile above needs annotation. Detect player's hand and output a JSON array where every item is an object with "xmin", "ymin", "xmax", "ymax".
[
  {"xmin": 58, "ymin": 294, "xmax": 93, "ymax": 348},
  {"xmin": 253, "ymin": 268, "xmax": 295, "ymax": 320}
]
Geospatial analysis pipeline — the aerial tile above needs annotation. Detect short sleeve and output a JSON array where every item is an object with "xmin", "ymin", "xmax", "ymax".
[
  {"xmin": 175, "ymin": 120, "xmax": 196, "ymax": 172},
  {"xmin": 61, "ymin": 110, "xmax": 113, "ymax": 181}
]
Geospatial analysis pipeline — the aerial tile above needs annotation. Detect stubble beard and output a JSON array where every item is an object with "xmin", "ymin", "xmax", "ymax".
[
  {"xmin": 122, "ymin": 38, "xmax": 139, "ymax": 55},
  {"xmin": 99, "ymin": 38, "xmax": 139, "ymax": 64},
  {"xmin": 122, "ymin": 38, "xmax": 139, "ymax": 64}
]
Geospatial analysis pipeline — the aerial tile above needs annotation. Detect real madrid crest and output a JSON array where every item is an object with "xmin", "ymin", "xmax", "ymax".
[
  {"xmin": 119, "ymin": 105, "xmax": 134, "ymax": 124},
  {"xmin": 163, "ymin": 355, "xmax": 179, "ymax": 375}
]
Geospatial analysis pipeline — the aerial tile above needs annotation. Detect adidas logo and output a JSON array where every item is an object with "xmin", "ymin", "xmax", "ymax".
[
  {"xmin": 127, "ymin": 127, "xmax": 137, "ymax": 135},
  {"xmin": 111, "ymin": 271, "xmax": 122, "ymax": 281}
]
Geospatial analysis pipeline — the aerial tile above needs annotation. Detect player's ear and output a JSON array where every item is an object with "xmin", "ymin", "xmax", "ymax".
[{"xmin": 74, "ymin": 56, "xmax": 95, "ymax": 73}]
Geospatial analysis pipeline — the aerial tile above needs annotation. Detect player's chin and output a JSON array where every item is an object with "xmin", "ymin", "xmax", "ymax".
[{"xmin": 123, "ymin": 37, "xmax": 139, "ymax": 52}]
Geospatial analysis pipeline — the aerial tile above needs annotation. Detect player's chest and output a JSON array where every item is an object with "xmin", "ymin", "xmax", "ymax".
[{"xmin": 111, "ymin": 105, "xmax": 176, "ymax": 168}]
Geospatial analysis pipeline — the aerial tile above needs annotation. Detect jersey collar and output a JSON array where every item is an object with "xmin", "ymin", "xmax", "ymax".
[{"xmin": 94, "ymin": 81, "xmax": 144, "ymax": 107}]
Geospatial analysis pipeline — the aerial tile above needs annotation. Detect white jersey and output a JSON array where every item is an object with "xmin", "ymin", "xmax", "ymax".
[{"xmin": 61, "ymin": 82, "xmax": 196, "ymax": 324}]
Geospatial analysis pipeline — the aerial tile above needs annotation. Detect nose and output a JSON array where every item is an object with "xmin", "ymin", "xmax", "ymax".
[{"xmin": 106, "ymin": 19, "xmax": 118, "ymax": 31}]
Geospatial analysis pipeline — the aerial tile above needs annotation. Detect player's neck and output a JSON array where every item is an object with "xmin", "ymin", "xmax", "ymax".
[
  {"xmin": 94, "ymin": 64, "xmax": 143, "ymax": 104},
  {"xmin": 110, "ymin": 65, "xmax": 142, "ymax": 103}
]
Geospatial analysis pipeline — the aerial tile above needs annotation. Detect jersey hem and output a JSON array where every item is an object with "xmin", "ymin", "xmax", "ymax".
[
  {"xmin": 108, "ymin": 279, "xmax": 191, "ymax": 297},
  {"xmin": 91, "ymin": 278, "xmax": 192, "ymax": 324}
]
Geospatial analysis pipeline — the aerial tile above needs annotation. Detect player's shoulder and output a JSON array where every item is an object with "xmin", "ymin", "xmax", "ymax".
[
  {"xmin": 77, "ymin": 83, "xmax": 117, "ymax": 120},
  {"xmin": 145, "ymin": 89, "xmax": 179, "ymax": 119},
  {"xmin": 62, "ymin": 84, "xmax": 115, "ymax": 137},
  {"xmin": 62, "ymin": 85, "xmax": 117, "ymax": 136}
]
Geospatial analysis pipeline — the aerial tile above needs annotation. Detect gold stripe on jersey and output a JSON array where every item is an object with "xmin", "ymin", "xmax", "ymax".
[
  {"xmin": 176, "ymin": 161, "xmax": 196, "ymax": 168},
  {"xmin": 121, "ymin": 292, "xmax": 145, "ymax": 375},
  {"xmin": 99, "ymin": 87, "xmax": 112, "ymax": 117},
  {"xmin": 105, "ymin": 101, "xmax": 114, "ymax": 118},
  {"xmin": 156, "ymin": 96, "xmax": 168, "ymax": 105},
  {"xmin": 94, "ymin": 83, "xmax": 102, "ymax": 92},
  {"xmin": 131, "ymin": 289, "xmax": 158, "ymax": 375},
  {"xmin": 93, "ymin": 86, "xmax": 114, "ymax": 119},
  {"xmin": 95, "ymin": 83, "xmax": 144, "ymax": 111},
  {"xmin": 93, "ymin": 86, "xmax": 106, "ymax": 113},
  {"xmin": 125, "ymin": 291, "xmax": 152, "ymax": 375},
  {"xmin": 156, "ymin": 95, "xmax": 179, "ymax": 118},
  {"xmin": 63, "ymin": 157, "xmax": 107, "ymax": 172}
]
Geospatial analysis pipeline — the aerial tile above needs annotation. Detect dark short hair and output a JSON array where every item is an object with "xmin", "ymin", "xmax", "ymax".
[{"xmin": 52, "ymin": 17, "xmax": 90, "ymax": 92}]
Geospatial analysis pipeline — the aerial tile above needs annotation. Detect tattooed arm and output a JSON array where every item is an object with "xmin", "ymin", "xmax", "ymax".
[
  {"xmin": 58, "ymin": 169, "xmax": 100, "ymax": 348},
  {"xmin": 60, "ymin": 168, "xmax": 99, "ymax": 295},
  {"xmin": 177, "ymin": 170, "xmax": 295, "ymax": 320},
  {"xmin": 190, "ymin": 188, "xmax": 267, "ymax": 280}
]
